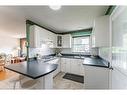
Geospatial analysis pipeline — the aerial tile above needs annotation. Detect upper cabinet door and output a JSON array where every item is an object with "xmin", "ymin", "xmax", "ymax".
[
  {"xmin": 29, "ymin": 25, "xmax": 56, "ymax": 48},
  {"xmin": 62, "ymin": 34, "xmax": 72, "ymax": 48},
  {"xmin": 92, "ymin": 15, "xmax": 110, "ymax": 47},
  {"xmin": 56, "ymin": 34, "xmax": 72, "ymax": 48},
  {"xmin": 29, "ymin": 25, "xmax": 72, "ymax": 48},
  {"xmin": 29, "ymin": 25, "xmax": 41, "ymax": 48},
  {"xmin": 56, "ymin": 35, "xmax": 63, "ymax": 48}
]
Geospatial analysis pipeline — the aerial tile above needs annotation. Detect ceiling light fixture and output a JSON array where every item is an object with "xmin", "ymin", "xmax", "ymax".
[{"xmin": 49, "ymin": 5, "xmax": 61, "ymax": 10}]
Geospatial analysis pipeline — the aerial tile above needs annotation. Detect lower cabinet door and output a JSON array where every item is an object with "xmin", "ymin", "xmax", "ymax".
[
  {"xmin": 84, "ymin": 65, "xmax": 109, "ymax": 89},
  {"xmin": 61, "ymin": 58, "xmax": 66, "ymax": 72},
  {"xmin": 65, "ymin": 59, "xmax": 71, "ymax": 73},
  {"xmin": 79, "ymin": 64, "xmax": 84, "ymax": 76},
  {"xmin": 70, "ymin": 59, "xmax": 80, "ymax": 75},
  {"xmin": 60, "ymin": 58, "xmax": 84, "ymax": 76},
  {"xmin": 53, "ymin": 63, "xmax": 60, "ymax": 77},
  {"xmin": 78, "ymin": 59, "xmax": 84, "ymax": 76}
]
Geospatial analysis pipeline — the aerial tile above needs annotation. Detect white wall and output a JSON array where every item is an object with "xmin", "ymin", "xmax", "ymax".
[
  {"xmin": 0, "ymin": 7, "xmax": 26, "ymax": 56},
  {"xmin": 0, "ymin": 36, "xmax": 19, "ymax": 55}
]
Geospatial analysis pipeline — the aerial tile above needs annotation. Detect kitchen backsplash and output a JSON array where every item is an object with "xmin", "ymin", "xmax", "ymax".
[
  {"xmin": 29, "ymin": 45, "xmax": 100, "ymax": 58},
  {"xmin": 29, "ymin": 47, "xmax": 55, "ymax": 58},
  {"xmin": 99, "ymin": 47, "xmax": 110, "ymax": 61},
  {"xmin": 61, "ymin": 48, "xmax": 99, "ymax": 55}
]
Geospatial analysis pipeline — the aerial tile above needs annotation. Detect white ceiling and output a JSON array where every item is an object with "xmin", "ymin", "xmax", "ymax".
[
  {"xmin": 0, "ymin": 7, "xmax": 26, "ymax": 38},
  {"xmin": 19, "ymin": 6, "xmax": 109, "ymax": 33}
]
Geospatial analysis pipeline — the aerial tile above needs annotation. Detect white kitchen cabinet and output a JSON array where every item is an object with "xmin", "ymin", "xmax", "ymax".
[
  {"xmin": 29, "ymin": 25, "xmax": 41, "ymax": 48},
  {"xmin": 29, "ymin": 25, "xmax": 56, "ymax": 48},
  {"xmin": 45, "ymin": 30, "xmax": 57, "ymax": 48},
  {"xmin": 61, "ymin": 58, "xmax": 84, "ymax": 76},
  {"xmin": 61, "ymin": 58, "xmax": 71, "ymax": 73},
  {"xmin": 84, "ymin": 65, "xmax": 109, "ymax": 89},
  {"xmin": 52, "ymin": 34, "xmax": 57, "ymax": 48},
  {"xmin": 56, "ymin": 34, "xmax": 72, "ymax": 48},
  {"xmin": 29, "ymin": 25, "xmax": 72, "ymax": 48},
  {"xmin": 78, "ymin": 59, "xmax": 84, "ymax": 75},
  {"xmin": 70, "ymin": 59, "xmax": 84, "ymax": 76},
  {"xmin": 92, "ymin": 15, "xmax": 110, "ymax": 47},
  {"xmin": 60, "ymin": 58, "xmax": 66, "ymax": 72},
  {"xmin": 70, "ymin": 59, "xmax": 80, "ymax": 75},
  {"xmin": 56, "ymin": 34, "xmax": 63, "ymax": 48},
  {"xmin": 65, "ymin": 58, "xmax": 71, "ymax": 73},
  {"xmin": 62, "ymin": 34, "xmax": 72, "ymax": 48},
  {"xmin": 47, "ymin": 58, "xmax": 60, "ymax": 77}
]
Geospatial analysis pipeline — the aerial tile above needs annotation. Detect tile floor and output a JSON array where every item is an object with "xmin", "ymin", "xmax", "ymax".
[
  {"xmin": 53, "ymin": 72, "xmax": 84, "ymax": 89},
  {"xmin": 0, "ymin": 70, "xmax": 84, "ymax": 89}
]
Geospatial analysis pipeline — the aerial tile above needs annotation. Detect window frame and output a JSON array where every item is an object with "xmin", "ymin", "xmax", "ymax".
[{"xmin": 72, "ymin": 36, "xmax": 90, "ymax": 53}]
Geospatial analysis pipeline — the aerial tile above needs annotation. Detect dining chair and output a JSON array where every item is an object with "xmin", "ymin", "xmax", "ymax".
[
  {"xmin": 0, "ymin": 54, "xmax": 6, "ymax": 71},
  {"xmin": 5, "ymin": 54, "xmax": 12, "ymax": 65}
]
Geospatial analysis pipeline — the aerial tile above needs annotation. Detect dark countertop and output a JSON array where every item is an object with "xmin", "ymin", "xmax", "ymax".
[
  {"xmin": 59, "ymin": 54, "xmax": 109, "ymax": 68},
  {"xmin": 57, "ymin": 54, "xmax": 109, "ymax": 68},
  {"xmin": 51, "ymin": 54, "xmax": 109, "ymax": 68},
  {"xmin": 28, "ymin": 53, "xmax": 109, "ymax": 69},
  {"xmin": 83, "ymin": 57, "xmax": 109, "ymax": 68},
  {"xmin": 5, "ymin": 60, "xmax": 58, "ymax": 79},
  {"xmin": 59, "ymin": 54, "xmax": 91, "ymax": 59},
  {"xmin": 29, "ymin": 53, "xmax": 90, "ymax": 61},
  {"xmin": 60, "ymin": 55, "xmax": 85, "ymax": 59},
  {"xmin": 61, "ymin": 55, "xmax": 109, "ymax": 68}
]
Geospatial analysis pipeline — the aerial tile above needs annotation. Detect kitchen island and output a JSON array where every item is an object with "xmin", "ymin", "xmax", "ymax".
[{"xmin": 5, "ymin": 60, "xmax": 58, "ymax": 89}]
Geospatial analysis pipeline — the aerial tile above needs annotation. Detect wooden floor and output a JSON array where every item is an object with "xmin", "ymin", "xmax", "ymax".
[{"xmin": 0, "ymin": 70, "xmax": 16, "ymax": 81}]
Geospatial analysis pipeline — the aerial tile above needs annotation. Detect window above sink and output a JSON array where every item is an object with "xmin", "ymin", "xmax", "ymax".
[{"xmin": 72, "ymin": 36, "xmax": 90, "ymax": 53}]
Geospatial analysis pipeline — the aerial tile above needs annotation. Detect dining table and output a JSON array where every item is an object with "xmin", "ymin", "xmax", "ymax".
[{"xmin": 5, "ymin": 60, "xmax": 58, "ymax": 89}]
